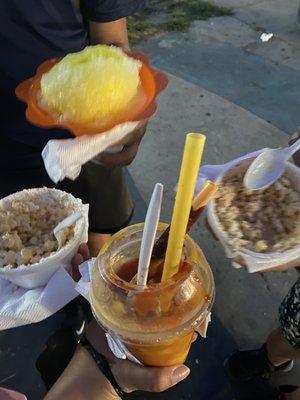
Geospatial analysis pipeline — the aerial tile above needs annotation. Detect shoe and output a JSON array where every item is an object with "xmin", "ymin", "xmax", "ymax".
[
  {"xmin": 224, "ymin": 344, "xmax": 294, "ymax": 381},
  {"xmin": 276, "ymin": 386, "xmax": 299, "ymax": 400},
  {"xmin": 279, "ymin": 385, "xmax": 298, "ymax": 393}
]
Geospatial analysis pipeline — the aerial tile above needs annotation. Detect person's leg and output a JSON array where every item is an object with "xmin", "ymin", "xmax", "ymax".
[
  {"xmin": 287, "ymin": 387, "xmax": 300, "ymax": 400},
  {"xmin": 225, "ymin": 278, "xmax": 300, "ymax": 381},
  {"xmin": 88, "ymin": 232, "xmax": 111, "ymax": 257},
  {"xmin": 60, "ymin": 161, "xmax": 134, "ymax": 257},
  {"xmin": 267, "ymin": 328, "xmax": 300, "ymax": 367}
]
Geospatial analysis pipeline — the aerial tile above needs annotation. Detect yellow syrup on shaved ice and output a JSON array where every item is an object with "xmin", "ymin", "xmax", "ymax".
[{"xmin": 40, "ymin": 45, "xmax": 143, "ymax": 126}]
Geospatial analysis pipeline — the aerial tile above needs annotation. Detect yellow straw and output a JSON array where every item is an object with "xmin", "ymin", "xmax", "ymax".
[{"xmin": 161, "ymin": 133, "xmax": 206, "ymax": 282}]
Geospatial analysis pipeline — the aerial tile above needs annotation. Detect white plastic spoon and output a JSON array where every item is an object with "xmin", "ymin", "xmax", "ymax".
[
  {"xmin": 54, "ymin": 211, "xmax": 83, "ymax": 248},
  {"xmin": 244, "ymin": 139, "xmax": 300, "ymax": 190},
  {"xmin": 136, "ymin": 183, "xmax": 164, "ymax": 288},
  {"xmin": 194, "ymin": 150, "xmax": 263, "ymax": 193}
]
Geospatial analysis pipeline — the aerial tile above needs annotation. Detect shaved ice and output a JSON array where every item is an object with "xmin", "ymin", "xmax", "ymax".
[{"xmin": 40, "ymin": 45, "xmax": 142, "ymax": 126}]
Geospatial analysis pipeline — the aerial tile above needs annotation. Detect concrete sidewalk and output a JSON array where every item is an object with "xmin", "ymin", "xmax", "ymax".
[{"xmin": 130, "ymin": 0, "xmax": 300, "ymax": 387}]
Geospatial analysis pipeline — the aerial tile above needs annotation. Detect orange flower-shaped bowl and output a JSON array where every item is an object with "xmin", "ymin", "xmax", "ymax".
[{"xmin": 16, "ymin": 51, "xmax": 168, "ymax": 137}]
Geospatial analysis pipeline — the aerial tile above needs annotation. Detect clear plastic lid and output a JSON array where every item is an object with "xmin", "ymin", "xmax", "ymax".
[{"xmin": 90, "ymin": 223, "xmax": 215, "ymax": 342}]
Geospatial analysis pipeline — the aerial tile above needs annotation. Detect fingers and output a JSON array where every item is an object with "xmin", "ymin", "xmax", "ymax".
[
  {"xmin": 70, "ymin": 243, "xmax": 90, "ymax": 281},
  {"xmin": 78, "ymin": 243, "xmax": 90, "ymax": 261},
  {"xmin": 124, "ymin": 123, "xmax": 147, "ymax": 146},
  {"xmin": 96, "ymin": 123, "xmax": 147, "ymax": 168},
  {"xmin": 71, "ymin": 253, "xmax": 83, "ymax": 282},
  {"xmin": 111, "ymin": 360, "xmax": 190, "ymax": 393},
  {"xmin": 143, "ymin": 365, "xmax": 190, "ymax": 393},
  {"xmin": 98, "ymin": 140, "xmax": 140, "ymax": 168},
  {"xmin": 192, "ymin": 332, "xmax": 198, "ymax": 343}
]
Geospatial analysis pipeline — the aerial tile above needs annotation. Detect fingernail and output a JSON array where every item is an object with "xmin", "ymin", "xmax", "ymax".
[{"xmin": 172, "ymin": 366, "xmax": 190, "ymax": 384}]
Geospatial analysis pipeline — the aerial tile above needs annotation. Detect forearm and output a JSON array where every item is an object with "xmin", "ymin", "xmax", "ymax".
[
  {"xmin": 85, "ymin": 318, "xmax": 116, "ymax": 362},
  {"xmin": 89, "ymin": 19, "xmax": 129, "ymax": 51},
  {"xmin": 44, "ymin": 346, "xmax": 119, "ymax": 400}
]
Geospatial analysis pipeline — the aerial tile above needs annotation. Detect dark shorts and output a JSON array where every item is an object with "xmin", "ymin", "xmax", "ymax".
[
  {"xmin": 279, "ymin": 277, "xmax": 300, "ymax": 351},
  {"xmin": 0, "ymin": 137, "xmax": 133, "ymax": 234},
  {"xmin": 62, "ymin": 161, "xmax": 134, "ymax": 233}
]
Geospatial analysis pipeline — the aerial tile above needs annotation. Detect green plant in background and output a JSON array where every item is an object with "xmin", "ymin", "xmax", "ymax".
[
  {"xmin": 164, "ymin": 11, "xmax": 191, "ymax": 31},
  {"xmin": 128, "ymin": 0, "xmax": 233, "ymax": 42},
  {"xmin": 127, "ymin": 20, "xmax": 152, "ymax": 39}
]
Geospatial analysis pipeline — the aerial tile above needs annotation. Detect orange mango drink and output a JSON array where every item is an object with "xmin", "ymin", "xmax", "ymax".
[{"xmin": 90, "ymin": 223, "xmax": 215, "ymax": 367}]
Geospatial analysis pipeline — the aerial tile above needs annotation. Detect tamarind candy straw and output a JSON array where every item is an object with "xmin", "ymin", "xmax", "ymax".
[
  {"xmin": 151, "ymin": 180, "xmax": 217, "ymax": 260},
  {"xmin": 191, "ymin": 180, "xmax": 218, "ymax": 210}
]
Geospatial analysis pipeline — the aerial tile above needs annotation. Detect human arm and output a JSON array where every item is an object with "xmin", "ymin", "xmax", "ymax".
[
  {"xmin": 44, "ymin": 320, "xmax": 190, "ymax": 400},
  {"xmin": 45, "ymin": 245, "xmax": 190, "ymax": 399},
  {"xmin": 43, "ymin": 345, "xmax": 120, "ymax": 400},
  {"xmin": 85, "ymin": 318, "xmax": 191, "ymax": 394},
  {"xmin": 89, "ymin": 18, "xmax": 129, "ymax": 51},
  {"xmin": 82, "ymin": 0, "xmax": 147, "ymax": 51}
]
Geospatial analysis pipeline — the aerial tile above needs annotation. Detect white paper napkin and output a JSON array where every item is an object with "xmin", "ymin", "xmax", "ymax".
[
  {"xmin": 195, "ymin": 312, "xmax": 211, "ymax": 339},
  {"xmin": 42, "ymin": 121, "xmax": 139, "ymax": 183},
  {"xmin": 75, "ymin": 260, "xmax": 212, "ymax": 363},
  {"xmin": 0, "ymin": 268, "xmax": 78, "ymax": 330}
]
